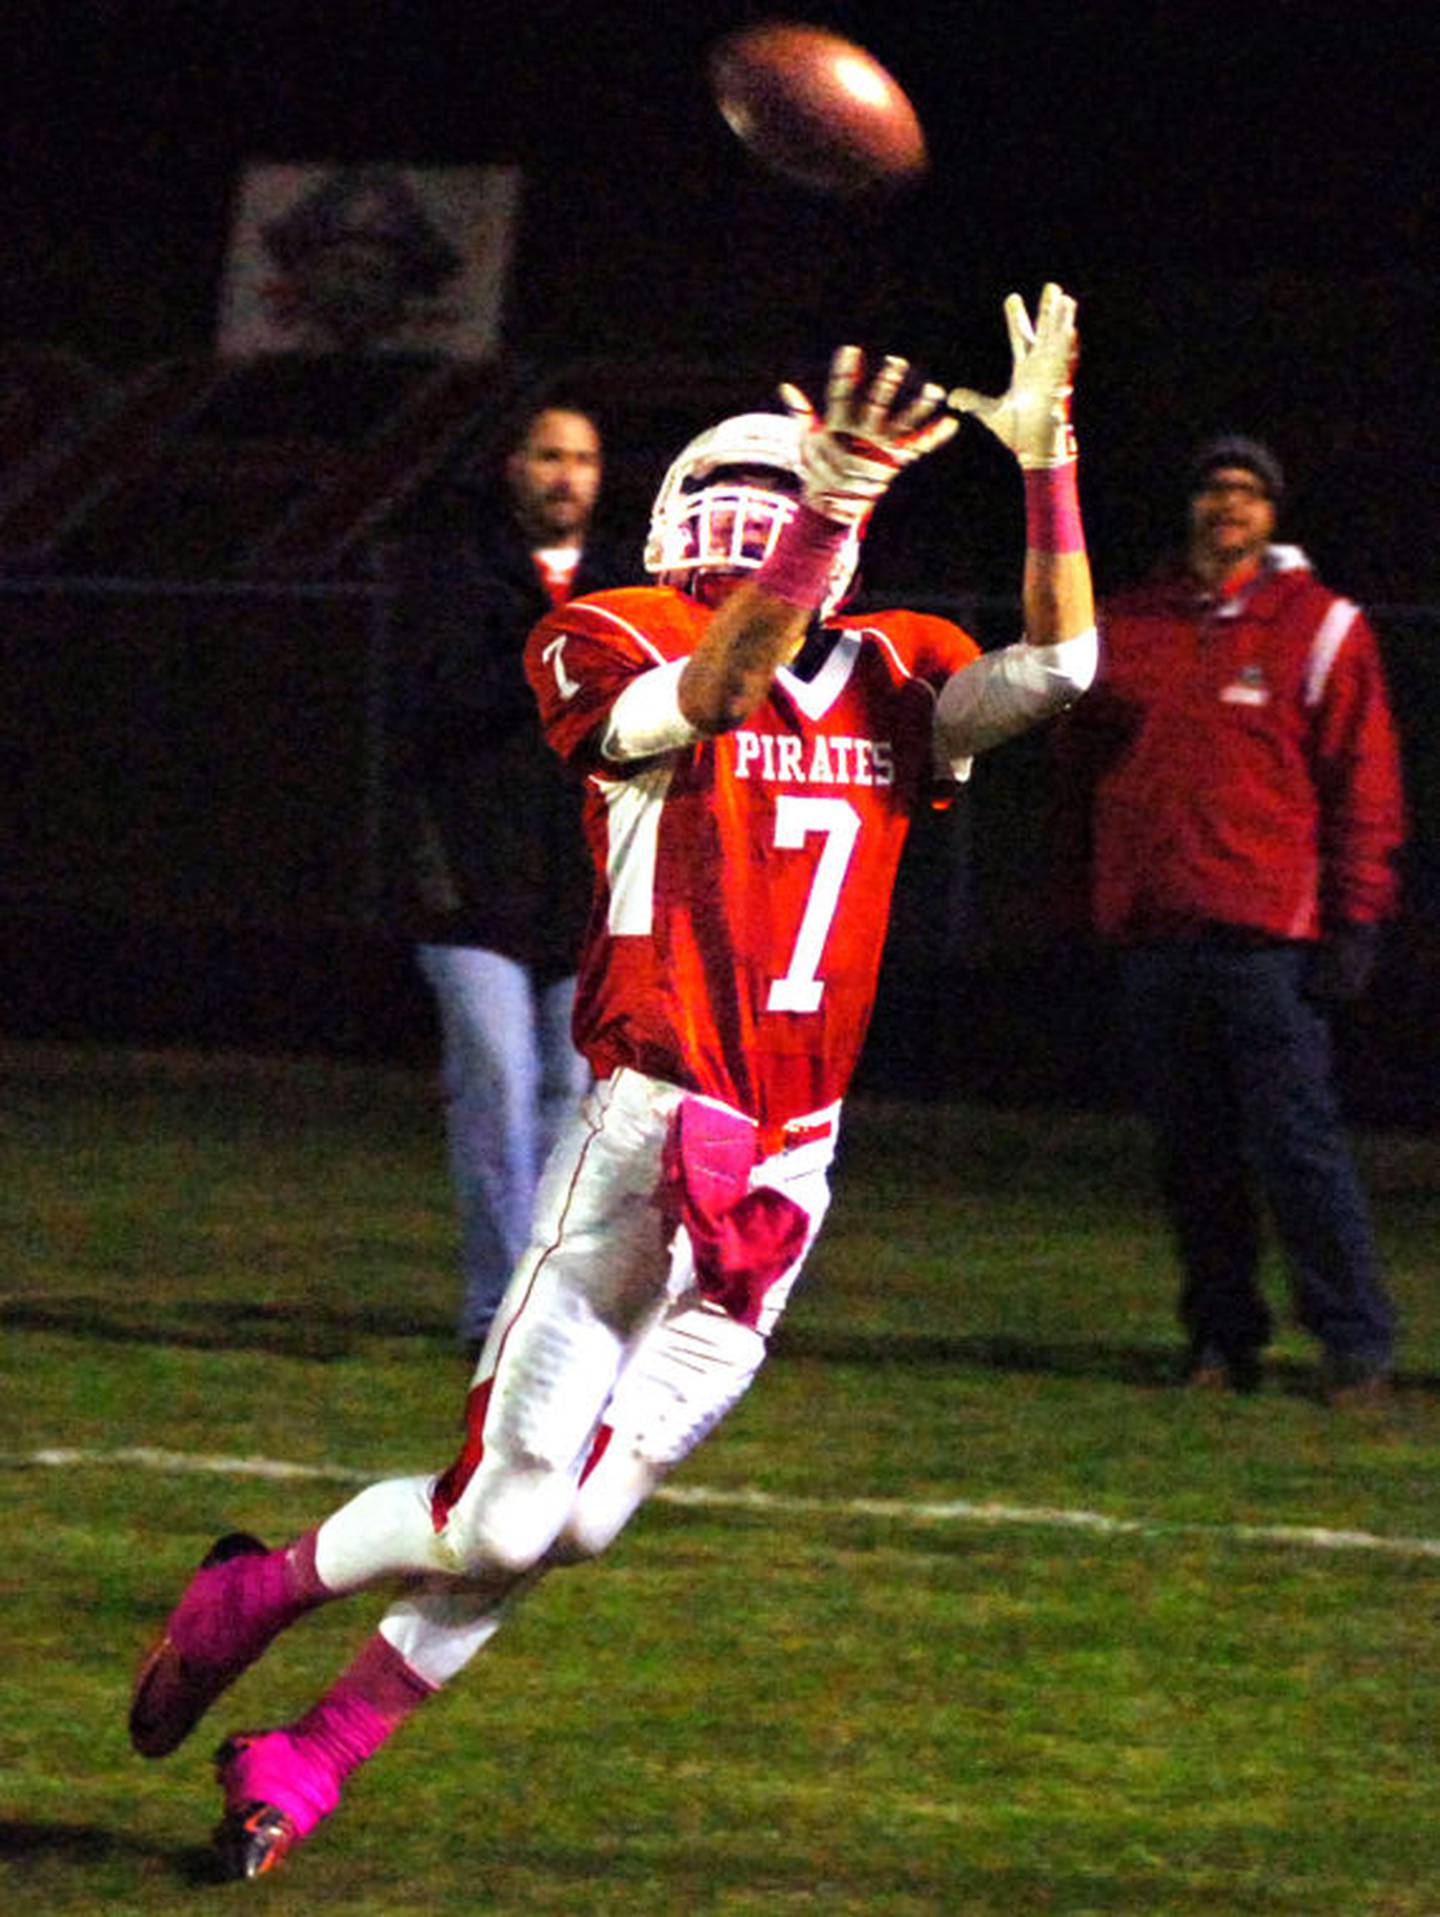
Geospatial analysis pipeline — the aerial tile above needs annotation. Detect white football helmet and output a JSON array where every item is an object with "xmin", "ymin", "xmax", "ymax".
[{"xmin": 644, "ymin": 411, "xmax": 860, "ymax": 615}]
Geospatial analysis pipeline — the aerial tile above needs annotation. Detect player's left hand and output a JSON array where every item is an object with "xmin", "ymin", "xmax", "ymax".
[
  {"xmin": 948, "ymin": 282, "xmax": 1078, "ymax": 469},
  {"xmin": 779, "ymin": 347, "xmax": 957, "ymax": 529}
]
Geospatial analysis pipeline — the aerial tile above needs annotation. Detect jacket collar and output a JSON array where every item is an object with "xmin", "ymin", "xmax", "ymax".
[
  {"xmin": 1149, "ymin": 543, "xmax": 1314, "ymax": 620},
  {"xmin": 1212, "ymin": 544, "xmax": 1313, "ymax": 620}
]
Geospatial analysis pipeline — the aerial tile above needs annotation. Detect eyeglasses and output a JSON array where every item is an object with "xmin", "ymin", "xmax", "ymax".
[{"xmin": 1194, "ymin": 475, "xmax": 1269, "ymax": 502}]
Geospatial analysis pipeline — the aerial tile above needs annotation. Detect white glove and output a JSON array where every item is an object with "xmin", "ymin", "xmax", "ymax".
[
  {"xmin": 948, "ymin": 283, "xmax": 1078, "ymax": 469},
  {"xmin": 779, "ymin": 346, "xmax": 958, "ymax": 529}
]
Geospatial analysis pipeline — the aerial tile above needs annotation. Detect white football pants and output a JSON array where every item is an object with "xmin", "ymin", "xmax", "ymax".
[{"xmin": 312, "ymin": 1068, "xmax": 837, "ymax": 1687}]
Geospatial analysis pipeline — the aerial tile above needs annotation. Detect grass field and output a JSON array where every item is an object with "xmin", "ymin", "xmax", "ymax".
[{"xmin": 3, "ymin": 1040, "xmax": 1440, "ymax": 1915}]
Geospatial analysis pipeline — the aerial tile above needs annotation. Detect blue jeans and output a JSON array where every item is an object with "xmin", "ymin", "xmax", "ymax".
[
  {"xmin": 1119, "ymin": 941, "xmax": 1395, "ymax": 1372},
  {"xmin": 418, "ymin": 945, "xmax": 591, "ymax": 1346}
]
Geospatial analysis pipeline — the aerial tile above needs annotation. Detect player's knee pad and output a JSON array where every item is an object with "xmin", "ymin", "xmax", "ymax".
[{"xmin": 611, "ymin": 1303, "xmax": 768, "ymax": 1469}]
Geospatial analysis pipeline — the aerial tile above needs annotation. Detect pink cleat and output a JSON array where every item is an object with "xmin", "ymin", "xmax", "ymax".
[
  {"xmin": 210, "ymin": 1797, "xmax": 298, "ymax": 1881},
  {"xmin": 129, "ymin": 1532, "xmax": 271, "ymax": 1758}
]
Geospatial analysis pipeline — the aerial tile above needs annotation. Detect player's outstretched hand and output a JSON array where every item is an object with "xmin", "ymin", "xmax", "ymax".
[
  {"xmin": 779, "ymin": 347, "xmax": 957, "ymax": 529},
  {"xmin": 948, "ymin": 283, "xmax": 1078, "ymax": 470}
]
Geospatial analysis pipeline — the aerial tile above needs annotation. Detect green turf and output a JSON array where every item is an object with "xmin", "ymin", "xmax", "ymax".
[{"xmin": 3, "ymin": 1042, "xmax": 1439, "ymax": 1913}]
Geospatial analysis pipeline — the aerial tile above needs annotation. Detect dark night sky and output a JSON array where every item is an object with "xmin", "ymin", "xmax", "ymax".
[
  {"xmin": 4, "ymin": 1, "xmax": 1439, "ymax": 591},
  {"xmin": 8, "ymin": 4, "xmax": 1435, "ymax": 329}
]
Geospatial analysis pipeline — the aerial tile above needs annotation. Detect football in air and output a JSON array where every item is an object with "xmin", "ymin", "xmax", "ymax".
[{"xmin": 708, "ymin": 22, "xmax": 928, "ymax": 197}]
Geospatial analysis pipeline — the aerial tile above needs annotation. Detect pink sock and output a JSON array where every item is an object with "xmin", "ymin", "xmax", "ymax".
[
  {"xmin": 173, "ymin": 1528, "xmax": 329, "ymax": 1667},
  {"xmin": 283, "ymin": 1529, "xmax": 330, "ymax": 1607},
  {"xmin": 292, "ymin": 1634, "xmax": 435, "ymax": 1785},
  {"xmin": 221, "ymin": 1730, "xmax": 344, "ymax": 1838},
  {"xmin": 219, "ymin": 1635, "xmax": 435, "ymax": 1840}
]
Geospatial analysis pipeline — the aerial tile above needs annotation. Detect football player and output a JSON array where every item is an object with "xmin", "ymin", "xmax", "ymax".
[{"xmin": 129, "ymin": 285, "xmax": 1097, "ymax": 1878}]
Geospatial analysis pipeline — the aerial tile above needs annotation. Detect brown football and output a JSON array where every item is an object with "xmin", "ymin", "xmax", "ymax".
[{"xmin": 708, "ymin": 22, "xmax": 928, "ymax": 197}]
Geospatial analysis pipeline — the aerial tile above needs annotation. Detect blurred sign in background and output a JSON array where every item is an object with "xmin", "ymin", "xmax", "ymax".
[{"xmin": 218, "ymin": 163, "xmax": 520, "ymax": 359}]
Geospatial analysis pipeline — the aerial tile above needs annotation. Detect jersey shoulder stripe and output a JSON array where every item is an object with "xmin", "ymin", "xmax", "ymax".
[
  {"xmin": 554, "ymin": 586, "xmax": 705, "ymax": 667},
  {"xmin": 527, "ymin": 587, "xmax": 707, "ymax": 767},
  {"xmin": 829, "ymin": 607, "xmax": 981, "ymax": 688}
]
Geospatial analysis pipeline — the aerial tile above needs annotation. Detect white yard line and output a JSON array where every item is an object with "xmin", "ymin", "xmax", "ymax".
[{"xmin": 10, "ymin": 1443, "xmax": 1440, "ymax": 1562}]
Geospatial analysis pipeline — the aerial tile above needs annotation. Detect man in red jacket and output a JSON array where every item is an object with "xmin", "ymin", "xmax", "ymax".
[{"xmin": 1057, "ymin": 435, "xmax": 1406, "ymax": 1402}]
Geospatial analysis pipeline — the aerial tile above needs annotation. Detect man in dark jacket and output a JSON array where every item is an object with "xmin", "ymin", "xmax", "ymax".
[
  {"xmin": 393, "ymin": 401, "xmax": 631, "ymax": 1351},
  {"xmin": 1054, "ymin": 435, "xmax": 1406, "ymax": 1403}
]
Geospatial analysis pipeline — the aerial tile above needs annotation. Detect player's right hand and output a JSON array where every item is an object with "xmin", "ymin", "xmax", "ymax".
[
  {"xmin": 779, "ymin": 346, "xmax": 958, "ymax": 529},
  {"xmin": 948, "ymin": 283, "xmax": 1078, "ymax": 470}
]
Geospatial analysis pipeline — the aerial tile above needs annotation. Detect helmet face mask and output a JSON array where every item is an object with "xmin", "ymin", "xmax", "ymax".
[
  {"xmin": 645, "ymin": 412, "xmax": 859, "ymax": 616},
  {"xmin": 657, "ymin": 479, "xmax": 796, "ymax": 573}
]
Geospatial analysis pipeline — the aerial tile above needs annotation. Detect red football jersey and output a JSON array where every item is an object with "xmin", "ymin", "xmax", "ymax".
[{"xmin": 526, "ymin": 586, "xmax": 979, "ymax": 1139}]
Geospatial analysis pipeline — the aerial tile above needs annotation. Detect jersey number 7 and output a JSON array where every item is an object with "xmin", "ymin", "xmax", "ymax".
[
  {"xmin": 765, "ymin": 796, "xmax": 860, "ymax": 1013},
  {"xmin": 604, "ymin": 781, "xmax": 860, "ymax": 1016}
]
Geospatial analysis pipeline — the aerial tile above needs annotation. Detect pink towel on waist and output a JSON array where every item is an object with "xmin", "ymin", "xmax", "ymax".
[{"xmin": 660, "ymin": 1097, "xmax": 809, "ymax": 1327}]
